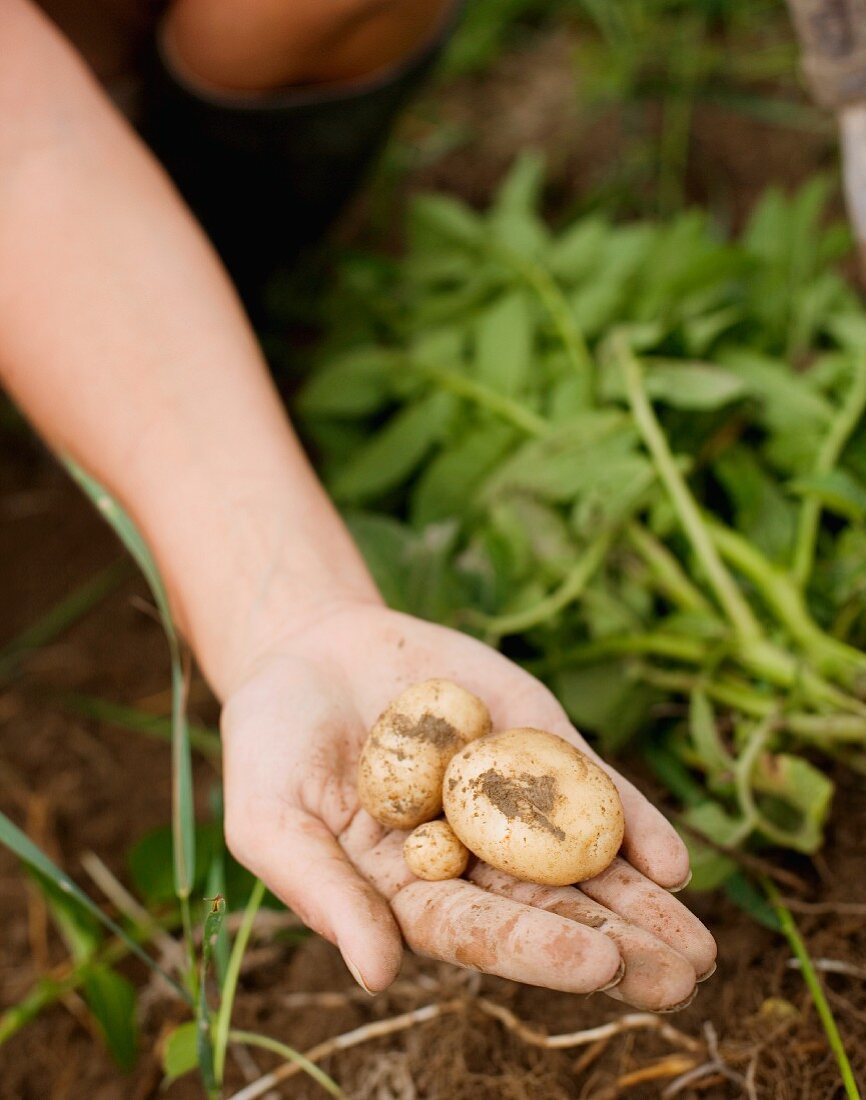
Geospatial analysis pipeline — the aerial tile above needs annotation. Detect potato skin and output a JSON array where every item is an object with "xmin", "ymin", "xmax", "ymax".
[
  {"xmin": 358, "ymin": 679, "xmax": 492, "ymax": 829},
  {"xmin": 443, "ymin": 728, "xmax": 624, "ymax": 885},
  {"xmin": 403, "ymin": 820, "xmax": 469, "ymax": 881}
]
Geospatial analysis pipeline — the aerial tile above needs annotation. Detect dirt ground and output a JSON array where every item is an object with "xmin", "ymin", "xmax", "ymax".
[{"xmin": 1, "ymin": 20, "xmax": 865, "ymax": 1100}]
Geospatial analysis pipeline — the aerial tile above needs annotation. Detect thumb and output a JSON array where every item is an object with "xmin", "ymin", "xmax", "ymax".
[{"xmin": 226, "ymin": 805, "xmax": 403, "ymax": 993}]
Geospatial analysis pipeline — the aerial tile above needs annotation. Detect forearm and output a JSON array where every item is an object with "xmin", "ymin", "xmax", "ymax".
[{"xmin": 0, "ymin": 3, "xmax": 381, "ymax": 696}]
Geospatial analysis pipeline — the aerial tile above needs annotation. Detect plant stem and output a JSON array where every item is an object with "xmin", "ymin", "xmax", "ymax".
[
  {"xmin": 414, "ymin": 361, "xmax": 548, "ymax": 436},
  {"xmin": 213, "ymin": 878, "xmax": 266, "ymax": 1084},
  {"xmin": 620, "ymin": 342, "xmax": 761, "ymax": 640},
  {"xmin": 792, "ymin": 353, "xmax": 866, "ymax": 588},
  {"xmin": 624, "ymin": 522, "xmax": 715, "ymax": 615},
  {"xmin": 530, "ymin": 630, "xmax": 709, "ymax": 673},
  {"xmin": 228, "ymin": 1030, "xmax": 345, "ymax": 1098},
  {"xmin": 708, "ymin": 519, "xmax": 866, "ymax": 685},
  {"xmin": 634, "ymin": 665, "xmax": 866, "ymax": 743},
  {"xmin": 472, "ymin": 529, "xmax": 613, "ymax": 638},
  {"xmin": 763, "ymin": 879, "xmax": 862, "ymax": 1100},
  {"xmin": 501, "ymin": 248, "xmax": 596, "ymax": 392}
]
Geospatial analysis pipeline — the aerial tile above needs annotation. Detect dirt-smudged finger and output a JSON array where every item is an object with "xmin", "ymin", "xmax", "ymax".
[
  {"xmin": 391, "ymin": 878, "xmax": 622, "ymax": 993},
  {"xmin": 470, "ymin": 864, "xmax": 697, "ymax": 1011},
  {"xmin": 580, "ymin": 858, "xmax": 717, "ymax": 978}
]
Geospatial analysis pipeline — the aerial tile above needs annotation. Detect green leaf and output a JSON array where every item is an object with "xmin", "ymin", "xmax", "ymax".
[
  {"xmin": 162, "ymin": 1020, "xmax": 199, "ymax": 1085},
  {"xmin": 644, "ymin": 363, "xmax": 746, "ymax": 409},
  {"xmin": 345, "ymin": 512, "xmax": 415, "ymax": 612},
  {"xmin": 473, "ymin": 291, "xmax": 534, "ymax": 395},
  {"xmin": 410, "ymin": 423, "xmax": 515, "ymax": 527},
  {"xmin": 330, "ymin": 392, "xmax": 454, "ymax": 503},
  {"xmin": 29, "ymin": 869, "xmax": 102, "ymax": 962},
  {"xmin": 83, "ymin": 966, "xmax": 138, "ymax": 1071},
  {"xmin": 409, "ymin": 194, "xmax": 485, "ymax": 248},
  {"xmin": 679, "ymin": 801, "xmax": 742, "ymax": 891},
  {"xmin": 488, "ymin": 151, "xmax": 549, "ymax": 256},
  {"xmin": 689, "ymin": 691, "xmax": 734, "ymax": 778},
  {"xmin": 714, "ymin": 446, "xmax": 797, "ymax": 563},
  {"xmin": 724, "ymin": 872, "xmax": 782, "ymax": 931},
  {"xmin": 789, "ymin": 468, "xmax": 866, "ymax": 520},
  {"xmin": 197, "ymin": 896, "xmax": 227, "ymax": 1095},
  {"xmin": 554, "ymin": 660, "xmax": 658, "ymax": 750},
  {"xmin": 751, "ymin": 753, "xmax": 834, "ymax": 854},
  {"xmin": 482, "ymin": 412, "xmax": 631, "ymax": 501},
  {"xmin": 297, "ymin": 348, "xmax": 398, "ymax": 419},
  {"xmin": 548, "ymin": 217, "xmax": 609, "ymax": 283}
]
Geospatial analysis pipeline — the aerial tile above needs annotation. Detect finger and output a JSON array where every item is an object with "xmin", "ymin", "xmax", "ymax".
[
  {"xmin": 470, "ymin": 864, "xmax": 697, "ymax": 1012},
  {"xmin": 489, "ymin": 679, "xmax": 691, "ymax": 890},
  {"xmin": 227, "ymin": 807, "xmax": 402, "ymax": 993},
  {"xmin": 391, "ymin": 878, "xmax": 623, "ymax": 993},
  {"xmin": 580, "ymin": 858, "xmax": 716, "ymax": 979}
]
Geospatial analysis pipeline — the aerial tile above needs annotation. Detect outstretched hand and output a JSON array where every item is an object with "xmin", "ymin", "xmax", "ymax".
[{"xmin": 221, "ymin": 601, "xmax": 716, "ymax": 1011}]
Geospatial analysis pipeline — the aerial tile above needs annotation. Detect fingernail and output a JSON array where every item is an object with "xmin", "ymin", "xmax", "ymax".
[
  {"xmin": 657, "ymin": 987, "xmax": 698, "ymax": 1014},
  {"xmin": 697, "ymin": 961, "xmax": 717, "ymax": 983},
  {"xmin": 667, "ymin": 869, "xmax": 692, "ymax": 894},
  {"xmin": 597, "ymin": 958, "xmax": 626, "ymax": 993},
  {"xmin": 344, "ymin": 955, "xmax": 374, "ymax": 996}
]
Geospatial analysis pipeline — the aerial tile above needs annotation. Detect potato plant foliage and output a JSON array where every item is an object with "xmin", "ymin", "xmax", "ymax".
[{"xmin": 298, "ymin": 157, "xmax": 866, "ymax": 888}]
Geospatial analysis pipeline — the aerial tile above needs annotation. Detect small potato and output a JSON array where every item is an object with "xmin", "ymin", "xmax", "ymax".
[
  {"xmin": 403, "ymin": 820, "xmax": 469, "ymax": 881},
  {"xmin": 358, "ymin": 679, "xmax": 492, "ymax": 830},
  {"xmin": 443, "ymin": 728, "xmax": 624, "ymax": 886}
]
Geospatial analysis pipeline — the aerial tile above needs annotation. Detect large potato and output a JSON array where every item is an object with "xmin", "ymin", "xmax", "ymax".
[
  {"xmin": 358, "ymin": 679, "xmax": 491, "ymax": 829},
  {"xmin": 443, "ymin": 728, "xmax": 624, "ymax": 885}
]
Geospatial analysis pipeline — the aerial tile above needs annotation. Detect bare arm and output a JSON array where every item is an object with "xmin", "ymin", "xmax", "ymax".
[{"xmin": 0, "ymin": 0, "xmax": 380, "ymax": 698}]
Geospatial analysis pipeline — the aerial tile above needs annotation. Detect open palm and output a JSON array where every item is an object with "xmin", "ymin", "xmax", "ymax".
[{"xmin": 221, "ymin": 602, "xmax": 715, "ymax": 1011}]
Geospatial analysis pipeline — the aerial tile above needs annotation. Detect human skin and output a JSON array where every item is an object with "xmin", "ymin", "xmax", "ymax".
[{"xmin": 0, "ymin": 1, "xmax": 716, "ymax": 1009}]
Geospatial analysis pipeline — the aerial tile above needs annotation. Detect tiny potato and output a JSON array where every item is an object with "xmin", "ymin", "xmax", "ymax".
[
  {"xmin": 358, "ymin": 679, "xmax": 492, "ymax": 829},
  {"xmin": 443, "ymin": 728, "xmax": 624, "ymax": 886},
  {"xmin": 403, "ymin": 819, "xmax": 469, "ymax": 881}
]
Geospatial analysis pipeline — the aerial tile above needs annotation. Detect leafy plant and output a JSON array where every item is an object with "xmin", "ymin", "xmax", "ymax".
[{"xmin": 299, "ymin": 157, "xmax": 866, "ymax": 883}]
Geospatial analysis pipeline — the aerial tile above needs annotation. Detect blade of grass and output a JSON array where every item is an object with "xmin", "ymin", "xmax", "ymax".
[
  {"xmin": 0, "ymin": 810, "xmax": 188, "ymax": 1002},
  {"xmin": 50, "ymin": 692, "xmax": 220, "ymax": 761},
  {"xmin": 213, "ymin": 878, "xmax": 265, "ymax": 1084},
  {"xmin": 228, "ymin": 1030, "xmax": 345, "ymax": 1098},
  {"xmin": 762, "ymin": 878, "xmax": 861, "ymax": 1100},
  {"xmin": 65, "ymin": 460, "xmax": 197, "ymax": 981},
  {"xmin": 0, "ymin": 559, "xmax": 129, "ymax": 681},
  {"xmin": 197, "ymin": 896, "xmax": 226, "ymax": 1099},
  {"xmin": 619, "ymin": 341, "xmax": 761, "ymax": 640}
]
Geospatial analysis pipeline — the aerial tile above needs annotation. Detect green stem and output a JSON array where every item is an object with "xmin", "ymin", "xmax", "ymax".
[
  {"xmin": 213, "ymin": 878, "xmax": 266, "ymax": 1084},
  {"xmin": 763, "ymin": 879, "xmax": 861, "ymax": 1100},
  {"xmin": 709, "ymin": 519, "xmax": 866, "ymax": 685},
  {"xmin": 620, "ymin": 342, "xmax": 761, "ymax": 640},
  {"xmin": 471, "ymin": 529, "xmax": 613, "ymax": 638},
  {"xmin": 529, "ymin": 630, "xmax": 709, "ymax": 673},
  {"xmin": 414, "ymin": 362, "xmax": 548, "ymax": 437},
  {"xmin": 634, "ymin": 665, "xmax": 866, "ymax": 743},
  {"xmin": 624, "ymin": 522, "xmax": 715, "ymax": 615},
  {"xmin": 228, "ymin": 1030, "xmax": 345, "ymax": 1098},
  {"xmin": 500, "ymin": 248, "xmax": 595, "ymax": 392},
  {"xmin": 792, "ymin": 354, "xmax": 866, "ymax": 588}
]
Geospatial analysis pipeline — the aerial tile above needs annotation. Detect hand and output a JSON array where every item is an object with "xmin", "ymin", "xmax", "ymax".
[{"xmin": 221, "ymin": 600, "xmax": 716, "ymax": 1011}]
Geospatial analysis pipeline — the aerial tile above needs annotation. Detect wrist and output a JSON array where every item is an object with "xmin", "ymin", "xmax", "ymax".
[{"xmin": 169, "ymin": 503, "xmax": 383, "ymax": 699}]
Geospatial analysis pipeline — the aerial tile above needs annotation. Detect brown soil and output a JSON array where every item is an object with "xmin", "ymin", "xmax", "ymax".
[{"xmin": 2, "ymin": 17, "xmax": 866, "ymax": 1100}]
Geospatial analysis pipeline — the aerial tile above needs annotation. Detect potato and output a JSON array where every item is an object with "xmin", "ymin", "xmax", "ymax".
[
  {"xmin": 358, "ymin": 679, "xmax": 492, "ymax": 829},
  {"xmin": 403, "ymin": 819, "xmax": 469, "ymax": 881},
  {"xmin": 443, "ymin": 728, "xmax": 624, "ymax": 886}
]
